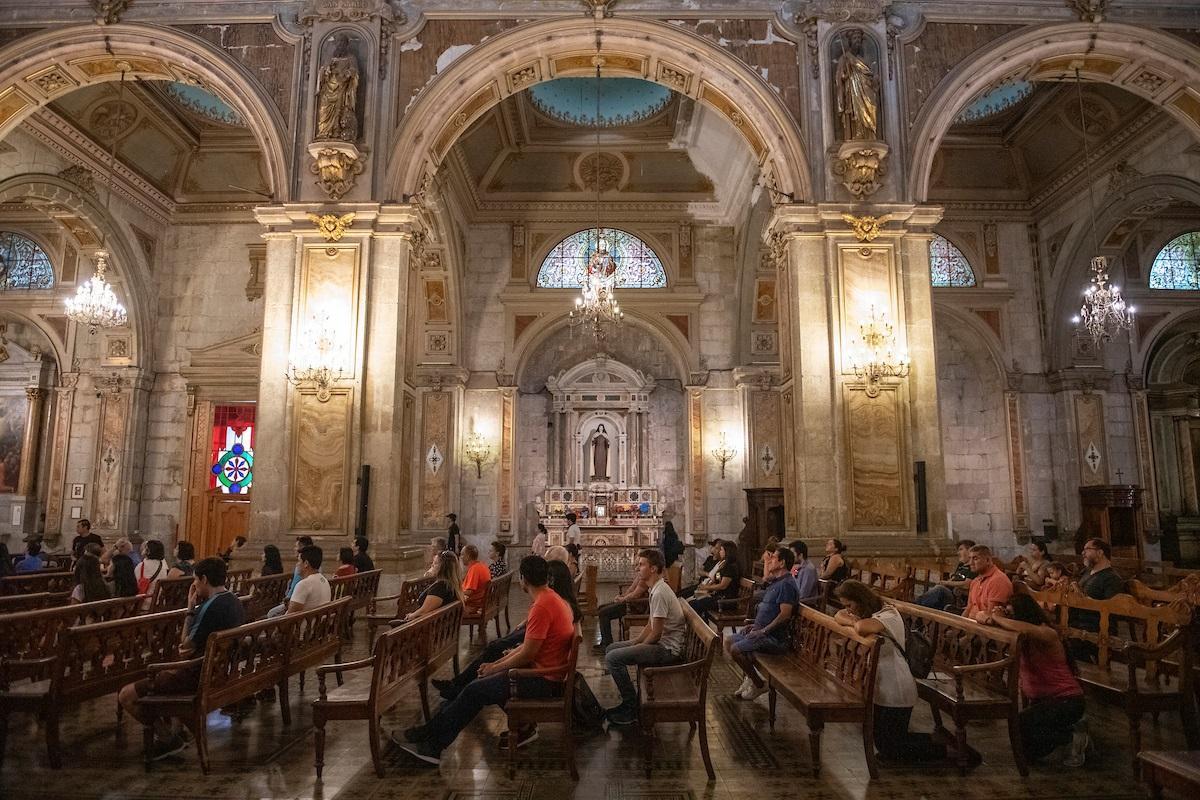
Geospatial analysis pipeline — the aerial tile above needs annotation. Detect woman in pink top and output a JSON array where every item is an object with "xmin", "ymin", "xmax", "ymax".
[{"xmin": 983, "ymin": 593, "xmax": 1088, "ymax": 766}]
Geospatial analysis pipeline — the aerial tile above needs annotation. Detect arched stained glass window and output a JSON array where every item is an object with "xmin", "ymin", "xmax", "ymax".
[
  {"xmin": 1149, "ymin": 231, "xmax": 1200, "ymax": 290},
  {"xmin": 0, "ymin": 232, "xmax": 55, "ymax": 290},
  {"xmin": 929, "ymin": 234, "xmax": 977, "ymax": 288},
  {"xmin": 536, "ymin": 228, "xmax": 667, "ymax": 288}
]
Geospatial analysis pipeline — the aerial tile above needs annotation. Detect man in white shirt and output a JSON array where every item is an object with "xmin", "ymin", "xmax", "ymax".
[
  {"xmin": 287, "ymin": 545, "xmax": 331, "ymax": 613},
  {"xmin": 564, "ymin": 512, "xmax": 582, "ymax": 547},
  {"xmin": 602, "ymin": 548, "xmax": 685, "ymax": 726}
]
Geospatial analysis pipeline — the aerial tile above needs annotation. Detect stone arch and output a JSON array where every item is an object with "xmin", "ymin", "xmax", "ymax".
[
  {"xmin": 387, "ymin": 17, "xmax": 812, "ymax": 202},
  {"xmin": 1049, "ymin": 174, "xmax": 1200, "ymax": 372},
  {"xmin": 0, "ymin": 173, "xmax": 151, "ymax": 365},
  {"xmin": 0, "ymin": 24, "xmax": 291, "ymax": 200},
  {"xmin": 907, "ymin": 23, "xmax": 1200, "ymax": 203},
  {"xmin": 0, "ymin": 308, "xmax": 68, "ymax": 375}
]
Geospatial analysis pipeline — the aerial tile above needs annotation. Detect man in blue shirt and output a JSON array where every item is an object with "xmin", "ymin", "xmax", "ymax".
[
  {"xmin": 788, "ymin": 540, "xmax": 820, "ymax": 604},
  {"xmin": 726, "ymin": 545, "xmax": 798, "ymax": 700},
  {"xmin": 15, "ymin": 540, "xmax": 45, "ymax": 572}
]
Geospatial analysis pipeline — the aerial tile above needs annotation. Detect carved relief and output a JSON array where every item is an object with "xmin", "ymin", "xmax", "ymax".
[
  {"xmin": 291, "ymin": 388, "xmax": 350, "ymax": 530},
  {"xmin": 753, "ymin": 278, "xmax": 777, "ymax": 324},
  {"xmin": 43, "ymin": 382, "xmax": 76, "ymax": 535},
  {"xmin": 575, "ymin": 151, "xmax": 625, "ymax": 192},
  {"xmin": 507, "ymin": 63, "xmax": 540, "ymax": 92},
  {"xmin": 846, "ymin": 386, "xmax": 905, "ymax": 529},
  {"xmin": 307, "ymin": 212, "xmax": 355, "ymax": 241},
  {"xmin": 511, "ymin": 224, "xmax": 526, "ymax": 280},
  {"xmin": 245, "ymin": 244, "xmax": 266, "ymax": 301},
  {"xmin": 420, "ymin": 391, "xmax": 452, "ymax": 528},
  {"xmin": 983, "ymin": 223, "xmax": 1000, "ymax": 275},
  {"xmin": 89, "ymin": 100, "xmax": 137, "ymax": 141},
  {"xmin": 751, "ymin": 390, "xmax": 782, "ymax": 485},
  {"xmin": 424, "ymin": 279, "xmax": 448, "ymax": 323},
  {"xmin": 27, "ymin": 66, "xmax": 77, "ymax": 96},
  {"xmin": 91, "ymin": 0, "xmax": 129, "ymax": 25},
  {"xmin": 751, "ymin": 331, "xmax": 778, "ymax": 356},
  {"xmin": 656, "ymin": 62, "xmax": 691, "ymax": 93},
  {"xmin": 309, "ymin": 142, "xmax": 364, "ymax": 200},
  {"xmin": 398, "ymin": 392, "xmax": 415, "ymax": 527},
  {"xmin": 678, "ymin": 223, "xmax": 693, "ymax": 280},
  {"xmin": 57, "ymin": 165, "xmax": 96, "ymax": 197},
  {"xmin": 832, "ymin": 143, "xmax": 889, "ymax": 198}
]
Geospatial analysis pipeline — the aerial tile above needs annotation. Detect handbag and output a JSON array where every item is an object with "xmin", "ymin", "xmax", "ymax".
[
  {"xmin": 136, "ymin": 561, "xmax": 163, "ymax": 595},
  {"xmin": 878, "ymin": 625, "xmax": 934, "ymax": 680}
]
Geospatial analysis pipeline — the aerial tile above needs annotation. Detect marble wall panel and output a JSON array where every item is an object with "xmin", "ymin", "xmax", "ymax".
[
  {"xmin": 42, "ymin": 385, "xmax": 74, "ymax": 535},
  {"xmin": 93, "ymin": 390, "xmax": 129, "ymax": 530},
  {"xmin": 750, "ymin": 389, "xmax": 782, "ymax": 488},
  {"xmin": 290, "ymin": 388, "xmax": 350, "ymax": 531},
  {"xmin": 688, "ymin": 389, "xmax": 705, "ymax": 534},
  {"xmin": 419, "ymin": 390, "xmax": 452, "ymax": 529},
  {"xmin": 399, "ymin": 391, "xmax": 415, "ymax": 529},
  {"xmin": 845, "ymin": 386, "xmax": 906, "ymax": 530},
  {"xmin": 838, "ymin": 243, "xmax": 896, "ymax": 365},
  {"xmin": 1074, "ymin": 393, "xmax": 1109, "ymax": 486}
]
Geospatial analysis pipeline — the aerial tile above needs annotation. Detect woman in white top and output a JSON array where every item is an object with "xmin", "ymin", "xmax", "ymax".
[{"xmin": 833, "ymin": 580, "xmax": 951, "ymax": 764}]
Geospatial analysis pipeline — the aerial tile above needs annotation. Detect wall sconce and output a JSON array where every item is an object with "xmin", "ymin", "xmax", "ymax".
[
  {"xmin": 849, "ymin": 305, "xmax": 910, "ymax": 397},
  {"xmin": 711, "ymin": 432, "xmax": 737, "ymax": 480},
  {"xmin": 285, "ymin": 315, "xmax": 345, "ymax": 402},
  {"xmin": 463, "ymin": 431, "xmax": 491, "ymax": 478}
]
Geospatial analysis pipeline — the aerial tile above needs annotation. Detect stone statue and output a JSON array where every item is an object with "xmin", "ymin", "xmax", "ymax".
[
  {"xmin": 315, "ymin": 35, "xmax": 361, "ymax": 142},
  {"xmin": 591, "ymin": 424, "xmax": 610, "ymax": 480},
  {"xmin": 834, "ymin": 29, "xmax": 880, "ymax": 141}
]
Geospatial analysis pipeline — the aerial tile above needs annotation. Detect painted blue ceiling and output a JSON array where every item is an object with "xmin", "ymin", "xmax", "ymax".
[
  {"xmin": 527, "ymin": 78, "xmax": 673, "ymax": 127},
  {"xmin": 955, "ymin": 79, "xmax": 1034, "ymax": 124},
  {"xmin": 162, "ymin": 81, "xmax": 244, "ymax": 126}
]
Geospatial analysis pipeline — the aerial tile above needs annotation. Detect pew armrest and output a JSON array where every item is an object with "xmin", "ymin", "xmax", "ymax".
[
  {"xmin": 145, "ymin": 656, "xmax": 204, "ymax": 675},
  {"xmin": 317, "ymin": 655, "xmax": 375, "ymax": 700}
]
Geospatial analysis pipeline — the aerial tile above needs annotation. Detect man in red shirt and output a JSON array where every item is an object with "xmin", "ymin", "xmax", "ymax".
[
  {"xmin": 396, "ymin": 555, "xmax": 575, "ymax": 765},
  {"xmin": 963, "ymin": 544, "xmax": 1013, "ymax": 622},
  {"xmin": 460, "ymin": 544, "xmax": 492, "ymax": 610}
]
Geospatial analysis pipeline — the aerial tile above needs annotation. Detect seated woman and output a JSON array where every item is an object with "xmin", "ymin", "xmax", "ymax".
[
  {"xmin": 109, "ymin": 553, "xmax": 139, "ymax": 598},
  {"xmin": 833, "ymin": 580, "xmax": 954, "ymax": 765},
  {"xmin": 167, "ymin": 541, "xmax": 196, "ymax": 578},
  {"xmin": 335, "ymin": 546, "xmax": 357, "ymax": 577},
  {"xmin": 982, "ymin": 592, "xmax": 1088, "ymax": 766},
  {"xmin": 820, "ymin": 538, "xmax": 849, "ymax": 582},
  {"xmin": 688, "ymin": 540, "xmax": 741, "ymax": 622},
  {"xmin": 1015, "ymin": 540, "xmax": 1052, "ymax": 589},
  {"xmin": 403, "ymin": 551, "xmax": 464, "ymax": 622},
  {"xmin": 70, "ymin": 553, "xmax": 110, "ymax": 604},
  {"xmin": 260, "ymin": 544, "xmax": 284, "ymax": 576}
]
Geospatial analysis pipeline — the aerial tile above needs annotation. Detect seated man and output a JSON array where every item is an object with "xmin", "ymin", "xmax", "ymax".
[
  {"xmin": 423, "ymin": 537, "xmax": 448, "ymax": 578},
  {"xmin": 788, "ymin": 540, "xmax": 820, "ymax": 604},
  {"xmin": 962, "ymin": 544, "xmax": 1013, "ymax": 622},
  {"xmin": 914, "ymin": 539, "xmax": 975, "ymax": 610},
  {"xmin": 461, "ymin": 544, "xmax": 492, "ymax": 610},
  {"xmin": 352, "ymin": 536, "xmax": 375, "ymax": 573},
  {"xmin": 15, "ymin": 539, "xmax": 45, "ymax": 572},
  {"xmin": 727, "ymin": 545, "xmax": 797, "ymax": 700},
  {"xmin": 287, "ymin": 545, "xmax": 330, "ymax": 613},
  {"xmin": 592, "ymin": 561, "xmax": 649, "ymax": 653},
  {"xmin": 395, "ymin": 555, "xmax": 575, "ymax": 766},
  {"xmin": 1068, "ymin": 537, "xmax": 1123, "ymax": 661},
  {"xmin": 267, "ymin": 535, "xmax": 314, "ymax": 618},
  {"xmin": 603, "ymin": 549, "xmax": 687, "ymax": 726},
  {"xmin": 118, "ymin": 557, "xmax": 245, "ymax": 760}
]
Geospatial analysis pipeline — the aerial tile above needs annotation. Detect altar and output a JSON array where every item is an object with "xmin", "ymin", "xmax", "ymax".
[{"xmin": 535, "ymin": 486, "xmax": 661, "ymax": 547}]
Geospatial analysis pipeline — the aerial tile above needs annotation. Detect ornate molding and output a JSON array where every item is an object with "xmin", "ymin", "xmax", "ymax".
[
  {"xmin": 307, "ymin": 141, "xmax": 365, "ymax": 201},
  {"xmin": 831, "ymin": 141, "xmax": 889, "ymax": 198},
  {"xmin": 796, "ymin": 0, "xmax": 892, "ymax": 24},
  {"xmin": 306, "ymin": 211, "xmax": 356, "ymax": 241},
  {"xmin": 1067, "ymin": 0, "xmax": 1109, "ymax": 23},
  {"xmin": 56, "ymin": 165, "xmax": 96, "ymax": 197},
  {"xmin": 584, "ymin": 0, "xmax": 615, "ymax": 20},
  {"xmin": 91, "ymin": 1, "xmax": 129, "ymax": 25},
  {"xmin": 299, "ymin": 0, "xmax": 402, "ymax": 25},
  {"xmin": 840, "ymin": 212, "xmax": 896, "ymax": 242}
]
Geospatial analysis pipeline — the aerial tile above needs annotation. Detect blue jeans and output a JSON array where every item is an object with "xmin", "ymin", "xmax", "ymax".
[
  {"xmin": 603, "ymin": 641, "xmax": 679, "ymax": 705},
  {"xmin": 422, "ymin": 672, "xmax": 559, "ymax": 753},
  {"xmin": 916, "ymin": 585, "xmax": 955, "ymax": 610}
]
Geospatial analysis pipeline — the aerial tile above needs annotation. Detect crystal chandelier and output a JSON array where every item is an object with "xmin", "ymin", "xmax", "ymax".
[
  {"xmin": 65, "ymin": 68, "xmax": 130, "ymax": 334},
  {"xmin": 1071, "ymin": 68, "xmax": 1135, "ymax": 344},
  {"xmin": 567, "ymin": 44, "xmax": 623, "ymax": 342},
  {"xmin": 849, "ymin": 305, "xmax": 910, "ymax": 397},
  {"xmin": 285, "ymin": 317, "xmax": 345, "ymax": 402},
  {"xmin": 66, "ymin": 249, "xmax": 127, "ymax": 334}
]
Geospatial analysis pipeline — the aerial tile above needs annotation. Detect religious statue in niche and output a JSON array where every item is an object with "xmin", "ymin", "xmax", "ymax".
[
  {"xmin": 315, "ymin": 34, "xmax": 362, "ymax": 142},
  {"xmin": 591, "ymin": 424, "xmax": 610, "ymax": 480},
  {"xmin": 832, "ymin": 29, "xmax": 880, "ymax": 141}
]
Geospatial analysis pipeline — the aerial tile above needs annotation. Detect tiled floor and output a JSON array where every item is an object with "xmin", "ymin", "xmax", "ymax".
[{"xmin": 0, "ymin": 577, "xmax": 1185, "ymax": 799}]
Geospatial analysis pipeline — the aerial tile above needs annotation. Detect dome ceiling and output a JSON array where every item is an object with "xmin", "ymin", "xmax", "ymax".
[
  {"xmin": 160, "ymin": 82, "xmax": 244, "ymax": 127},
  {"xmin": 527, "ymin": 78, "xmax": 673, "ymax": 128},
  {"xmin": 954, "ymin": 78, "xmax": 1034, "ymax": 124}
]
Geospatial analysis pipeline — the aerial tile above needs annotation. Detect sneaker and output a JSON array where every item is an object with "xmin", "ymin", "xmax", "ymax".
[
  {"xmin": 398, "ymin": 741, "xmax": 441, "ymax": 766},
  {"xmin": 604, "ymin": 703, "xmax": 638, "ymax": 727},
  {"xmin": 390, "ymin": 725, "xmax": 430, "ymax": 745},
  {"xmin": 1064, "ymin": 731, "xmax": 1090, "ymax": 767},
  {"xmin": 739, "ymin": 682, "xmax": 768, "ymax": 701},
  {"xmin": 498, "ymin": 725, "xmax": 539, "ymax": 751},
  {"xmin": 148, "ymin": 734, "xmax": 188, "ymax": 762},
  {"xmin": 734, "ymin": 676, "xmax": 753, "ymax": 697},
  {"xmin": 431, "ymin": 678, "xmax": 455, "ymax": 693},
  {"xmin": 591, "ymin": 643, "xmax": 607, "ymax": 655}
]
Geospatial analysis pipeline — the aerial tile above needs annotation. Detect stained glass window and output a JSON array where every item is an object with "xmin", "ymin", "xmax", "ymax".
[
  {"xmin": 210, "ymin": 404, "xmax": 255, "ymax": 494},
  {"xmin": 0, "ymin": 231, "xmax": 55, "ymax": 290},
  {"xmin": 1149, "ymin": 231, "xmax": 1200, "ymax": 290},
  {"xmin": 536, "ymin": 228, "xmax": 667, "ymax": 288},
  {"xmin": 929, "ymin": 234, "xmax": 977, "ymax": 288}
]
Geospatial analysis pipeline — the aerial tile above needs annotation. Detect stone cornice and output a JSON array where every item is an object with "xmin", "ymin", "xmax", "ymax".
[
  {"xmin": 766, "ymin": 203, "xmax": 945, "ymax": 237},
  {"xmin": 252, "ymin": 202, "xmax": 427, "ymax": 235}
]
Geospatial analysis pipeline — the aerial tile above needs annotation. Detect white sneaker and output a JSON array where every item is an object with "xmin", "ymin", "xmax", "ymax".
[
  {"xmin": 1063, "ymin": 730, "xmax": 1090, "ymax": 767},
  {"xmin": 739, "ymin": 682, "xmax": 768, "ymax": 701},
  {"xmin": 734, "ymin": 676, "xmax": 753, "ymax": 697}
]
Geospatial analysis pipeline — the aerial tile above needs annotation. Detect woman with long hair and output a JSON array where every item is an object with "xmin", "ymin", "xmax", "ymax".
[
  {"xmin": 833, "ymin": 580, "xmax": 949, "ymax": 764},
  {"xmin": 70, "ymin": 553, "xmax": 110, "ymax": 604},
  {"xmin": 689, "ymin": 540, "xmax": 741, "ymax": 622},
  {"xmin": 983, "ymin": 592, "xmax": 1087, "ymax": 765},
  {"xmin": 661, "ymin": 520, "xmax": 684, "ymax": 569},
  {"xmin": 546, "ymin": 558, "xmax": 583, "ymax": 625},
  {"xmin": 261, "ymin": 544, "xmax": 284, "ymax": 576},
  {"xmin": 405, "ymin": 550, "xmax": 464, "ymax": 621},
  {"xmin": 109, "ymin": 553, "xmax": 139, "ymax": 597},
  {"xmin": 820, "ymin": 538, "xmax": 849, "ymax": 582},
  {"xmin": 1016, "ymin": 540, "xmax": 1051, "ymax": 589}
]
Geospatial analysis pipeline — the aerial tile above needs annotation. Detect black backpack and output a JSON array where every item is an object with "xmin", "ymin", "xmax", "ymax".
[
  {"xmin": 571, "ymin": 673, "xmax": 605, "ymax": 731},
  {"xmin": 879, "ymin": 625, "xmax": 935, "ymax": 680}
]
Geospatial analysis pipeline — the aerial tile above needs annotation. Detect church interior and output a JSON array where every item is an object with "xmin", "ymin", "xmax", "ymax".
[{"xmin": 1, "ymin": 1, "xmax": 1200, "ymax": 798}]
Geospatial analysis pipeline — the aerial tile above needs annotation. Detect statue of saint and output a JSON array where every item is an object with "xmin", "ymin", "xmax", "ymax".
[
  {"xmin": 834, "ymin": 29, "xmax": 880, "ymax": 142},
  {"xmin": 315, "ymin": 35, "xmax": 360, "ymax": 142},
  {"xmin": 591, "ymin": 424, "xmax": 610, "ymax": 480}
]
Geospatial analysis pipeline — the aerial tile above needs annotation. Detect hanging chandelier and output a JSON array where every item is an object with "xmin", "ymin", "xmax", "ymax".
[
  {"xmin": 65, "ymin": 249, "xmax": 127, "ymax": 334},
  {"xmin": 1070, "ymin": 68, "xmax": 1134, "ymax": 344},
  {"xmin": 567, "ymin": 38, "xmax": 623, "ymax": 342},
  {"xmin": 65, "ymin": 68, "xmax": 129, "ymax": 335},
  {"xmin": 849, "ymin": 305, "xmax": 910, "ymax": 397},
  {"xmin": 285, "ymin": 316, "xmax": 345, "ymax": 402}
]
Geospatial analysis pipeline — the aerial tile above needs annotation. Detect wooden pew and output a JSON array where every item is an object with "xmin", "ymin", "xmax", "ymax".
[
  {"xmin": 891, "ymin": 599, "xmax": 1026, "ymax": 775},
  {"xmin": 150, "ymin": 576, "xmax": 194, "ymax": 610},
  {"xmin": 462, "ymin": 570, "xmax": 512, "ymax": 644},
  {"xmin": 0, "ymin": 591, "xmax": 71, "ymax": 614},
  {"xmin": 756, "ymin": 605, "xmax": 883, "ymax": 778},
  {"xmin": 0, "ymin": 571, "xmax": 74, "ymax": 596},
  {"xmin": 365, "ymin": 575, "xmax": 435, "ymax": 647},
  {"xmin": 709, "ymin": 578, "xmax": 756, "ymax": 636},
  {"xmin": 312, "ymin": 601, "xmax": 463, "ymax": 777},
  {"xmin": 225, "ymin": 568, "xmax": 253, "ymax": 596},
  {"xmin": 504, "ymin": 633, "xmax": 582, "ymax": 780},
  {"xmin": 579, "ymin": 563, "xmax": 598, "ymax": 616},
  {"xmin": 861, "ymin": 560, "xmax": 916, "ymax": 602},
  {"xmin": 0, "ymin": 606, "xmax": 184, "ymax": 767},
  {"xmin": 137, "ymin": 596, "xmax": 351, "ymax": 773},
  {"xmin": 329, "ymin": 568, "xmax": 382, "ymax": 614},
  {"xmin": 241, "ymin": 573, "xmax": 291, "ymax": 621},
  {"xmin": 639, "ymin": 602, "xmax": 720, "ymax": 780},
  {"xmin": 1036, "ymin": 584, "xmax": 1196, "ymax": 762}
]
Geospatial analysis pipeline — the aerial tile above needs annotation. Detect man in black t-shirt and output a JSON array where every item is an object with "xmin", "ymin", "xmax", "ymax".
[
  {"xmin": 446, "ymin": 513, "xmax": 461, "ymax": 553},
  {"xmin": 353, "ymin": 536, "xmax": 375, "ymax": 573},
  {"xmin": 1069, "ymin": 538, "xmax": 1124, "ymax": 640},
  {"xmin": 119, "ymin": 557, "xmax": 245, "ymax": 760},
  {"xmin": 70, "ymin": 519, "xmax": 103, "ymax": 558}
]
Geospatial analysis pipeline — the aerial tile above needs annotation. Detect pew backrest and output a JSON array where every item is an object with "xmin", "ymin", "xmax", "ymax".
[
  {"xmin": 53, "ymin": 608, "xmax": 189, "ymax": 703},
  {"xmin": 793, "ymin": 604, "xmax": 882, "ymax": 700},
  {"xmin": 242, "ymin": 572, "xmax": 291, "ymax": 620},
  {"xmin": 151, "ymin": 576, "xmax": 195, "ymax": 610},
  {"xmin": 891, "ymin": 599, "xmax": 1020, "ymax": 700},
  {"xmin": 0, "ymin": 571, "xmax": 74, "ymax": 596},
  {"xmin": 225, "ymin": 569, "xmax": 254, "ymax": 596},
  {"xmin": 0, "ymin": 591, "xmax": 71, "ymax": 614},
  {"xmin": 329, "ymin": 569, "xmax": 382, "ymax": 611}
]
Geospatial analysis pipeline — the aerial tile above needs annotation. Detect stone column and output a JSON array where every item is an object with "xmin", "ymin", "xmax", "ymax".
[{"xmin": 17, "ymin": 387, "xmax": 46, "ymax": 497}]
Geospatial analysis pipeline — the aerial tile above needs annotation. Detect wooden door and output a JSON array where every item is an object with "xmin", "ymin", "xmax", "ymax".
[{"xmin": 183, "ymin": 401, "xmax": 256, "ymax": 557}]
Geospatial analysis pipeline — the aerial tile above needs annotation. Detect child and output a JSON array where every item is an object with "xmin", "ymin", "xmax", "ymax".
[{"xmin": 1044, "ymin": 562, "xmax": 1068, "ymax": 590}]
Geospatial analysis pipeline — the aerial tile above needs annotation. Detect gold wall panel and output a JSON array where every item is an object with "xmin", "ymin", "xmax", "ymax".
[
  {"xmin": 1170, "ymin": 89, "xmax": 1200, "ymax": 129},
  {"xmin": 750, "ymin": 390, "xmax": 783, "ymax": 487},
  {"xmin": 1073, "ymin": 393, "xmax": 1109, "ymax": 486},
  {"xmin": 552, "ymin": 52, "xmax": 647, "ymax": 77},
  {"xmin": 837, "ymin": 243, "xmax": 897, "ymax": 368},
  {"xmin": 68, "ymin": 56, "xmax": 172, "ymax": 79},
  {"xmin": 1032, "ymin": 55, "xmax": 1126, "ymax": 79},
  {"xmin": 845, "ymin": 385, "xmax": 906, "ymax": 529},
  {"xmin": 753, "ymin": 278, "xmax": 777, "ymax": 324},
  {"xmin": 688, "ymin": 390, "xmax": 705, "ymax": 533},
  {"xmin": 419, "ymin": 391, "xmax": 452, "ymax": 529},
  {"xmin": 499, "ymin": 389, "xmax": 514, "ymax": 529},
  {"xmin": 0, "ymin": 87, "xmax": 32, "ymax": 129},
  {"xmin": 399, "ymin": 392, "xmax": 415, "ymax": 528},
  {"xmin": 290, "ymin": 388, "xmax": 351, "ymax": 530},
  {"xmin": 424, "ymin": 278, "xmax": 448, "ymax": 323},
  {"xmin": 93, "ymin": 391, "xmax": 130, "ymax": 529}
]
